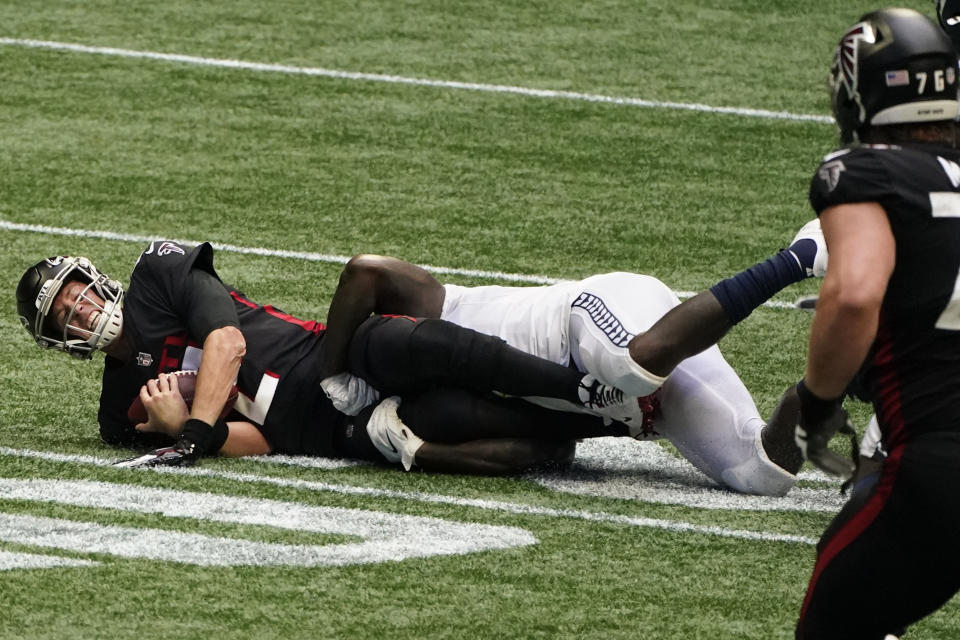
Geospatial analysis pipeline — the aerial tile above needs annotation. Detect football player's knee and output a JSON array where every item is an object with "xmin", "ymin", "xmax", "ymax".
[
  {"xmin": 341, "ymin": 254, "xmax": 386, "ymax": 282},
  {"xmin": 718, "ymin": 436, "xmax": 797, "ymax": 496}
]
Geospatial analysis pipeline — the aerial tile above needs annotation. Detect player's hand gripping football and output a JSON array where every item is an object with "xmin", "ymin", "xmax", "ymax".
[
  {"xmin": 792, "ymin": 381, "xmax": 858, "ymax": 479},
  {"xmin": 113, "ymin": 438, "xmax": 202, "ymax": 468},
  {"xmin": 133, "ymin": 372, "xmax": 191, "ymax": 438}
]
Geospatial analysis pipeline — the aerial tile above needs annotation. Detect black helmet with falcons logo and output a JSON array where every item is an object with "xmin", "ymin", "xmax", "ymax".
[{"xmin": 830, "ymin": 8, "xmax": 959, "ymax": 144}]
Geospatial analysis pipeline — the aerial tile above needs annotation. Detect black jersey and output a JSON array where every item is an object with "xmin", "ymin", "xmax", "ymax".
[
  {"xmin": 810, "ymin": 143, "xmax": 960, "ymax": 446},
  {"xmin": 97, "ymin": 240, "xmax": 344, "ymax": 455}
]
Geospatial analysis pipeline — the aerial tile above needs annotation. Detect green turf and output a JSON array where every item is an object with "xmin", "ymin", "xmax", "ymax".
[{"xmin": 1, "ymin": 1, "xmax": 957, "ymax": 638}]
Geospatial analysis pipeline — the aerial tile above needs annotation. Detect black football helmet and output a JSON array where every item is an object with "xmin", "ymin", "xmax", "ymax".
[
  {"xmin": 16, "ymin": 256, "xmax": 124, "ymax": 359},
  {"xmin": 935, "ymin": 0, "xmax": 960, "ymax": 52},
  {"xmin": 830, "ymin": 8, "xmax": 959, "ymax": 144}
]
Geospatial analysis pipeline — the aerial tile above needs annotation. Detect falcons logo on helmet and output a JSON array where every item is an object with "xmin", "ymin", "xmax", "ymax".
[{"xmin": 834, "ymin": 21, "xmax": 876, "ymax": 99}]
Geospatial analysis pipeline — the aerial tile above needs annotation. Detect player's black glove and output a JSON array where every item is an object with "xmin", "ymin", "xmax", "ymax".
[
  {"xmin": 794, "ymin": 380, "xmax": 858, "ymax": 479},
  {"xmin": 114, "ymin": 438, "xmax": 202, "ymax": 468}
]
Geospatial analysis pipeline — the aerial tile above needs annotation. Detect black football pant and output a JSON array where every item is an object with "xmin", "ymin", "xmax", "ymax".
[
  {"xmin": 796, "ymin": 431, "xmax": 960, "ymax": 639},
  {"xmin": 333, "ymin": 386, "xmax": 623, "ymax": 463},
  {"xmin": 347, "ymin": 314, "xmax": 588, "ymax": 404}
]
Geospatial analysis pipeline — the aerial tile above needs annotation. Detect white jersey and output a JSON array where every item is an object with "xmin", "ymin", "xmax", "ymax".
[
  {"xmin": 441, "ymin": 280, "xmax": 582, "ymax": 368},
  {"xmin": 442, "ymin": 272, "xmax": 682, "ymax": 379}
]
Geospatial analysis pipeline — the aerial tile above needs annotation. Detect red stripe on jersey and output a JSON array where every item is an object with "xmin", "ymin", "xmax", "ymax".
[
  {"xmin": 230, "ymin": 292, "xmax": 257, "ymax": 310},
  {"xmin": 230, "ymin": 291, "xmax": 325, "ymax": 334},
  {"xmin": 872, "ymin": 319, "xmax": 908, "ymax": 449},
  {"xmin": 159, "ymin": 333, "xmax": 187, "ymax": 372},
  {"xmin": 263, "ymin": 305, "xmax": 324, "ymax": 334},
  {"xmin": 382, "ymin": 314, "xmax": 418, "ymax": 322}
]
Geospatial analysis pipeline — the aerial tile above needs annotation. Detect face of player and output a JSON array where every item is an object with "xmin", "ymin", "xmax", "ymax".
[{"xmin": 51, "ymin": 280, "xmax": 107, "ymax": 339}]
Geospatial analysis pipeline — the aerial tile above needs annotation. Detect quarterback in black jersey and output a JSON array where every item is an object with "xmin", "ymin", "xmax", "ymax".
[
  {"xmin": 16, "ymin": 239, "xmax": 646, "ymax": 473},
  {"xmin": 785, "ymin": 9, "xmax": 960, "ymax": 640},
  {"xmin": 94, "ymin": 240, "xmax": 341, "ymax": 458}
]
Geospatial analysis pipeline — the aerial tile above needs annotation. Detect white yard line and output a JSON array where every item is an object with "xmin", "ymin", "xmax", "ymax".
[
  {"xmin": 0, "ymin": 218, "xmax": 803, "ymax": 307},
  {"xmin": 0, "ymin": 219, "xmax": 559, "ymax": 285},
  {"xmin": 0, "ymin": 37, "xmax": 818, "ymax": 306},
  {"xmin": 0, "ymin": 446, "xmax": 817, "ymax": 545},
  {"xmin": 0, "ymin": 37, "xmax": 833, "ymax": 124}
]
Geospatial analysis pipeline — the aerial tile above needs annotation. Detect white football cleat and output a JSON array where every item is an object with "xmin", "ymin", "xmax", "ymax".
[
  {"xmin": 365, "ymin": 396, "xmax": 424, "ymax": 471},
  {"xmin": 790, "ymin": 218, "xmax": 828, "ymax": 278}
]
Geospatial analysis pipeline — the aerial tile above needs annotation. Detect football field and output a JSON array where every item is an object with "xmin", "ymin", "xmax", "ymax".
[{"xmin": 1, "ymin": 1, "xmax": 957, "ymax": 638}]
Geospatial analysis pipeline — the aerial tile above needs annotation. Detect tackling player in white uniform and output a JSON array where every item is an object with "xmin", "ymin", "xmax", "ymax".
[
  {"xmin": 317, "ymin": 222, "xmax": 827, "ymax": 496},
  {"xmin": 438, "ymin": 272, "xmax": 794, "ymax": 495}
]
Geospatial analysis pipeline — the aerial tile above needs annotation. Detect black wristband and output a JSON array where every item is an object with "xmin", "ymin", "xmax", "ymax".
[
  {"xmin": 181, "ymin": 418, "xmax": 229, "ymax": 455},
  {"xmin": 796, "ymin": 379, "xmax": 842, "ymax": 424}
]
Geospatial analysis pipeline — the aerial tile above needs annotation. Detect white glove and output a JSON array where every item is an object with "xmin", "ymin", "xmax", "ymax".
[
  {"xmin": 320, "ymin": 372, "xmax": 380, "ymax": 416},
  {"xmin": 365, "ymin": 396, "xmax": 423, "ymax": 471}
]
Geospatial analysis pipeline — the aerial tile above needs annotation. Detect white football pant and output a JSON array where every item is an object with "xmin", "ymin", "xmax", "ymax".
[{"xmin": 442, "ymin": 272, "xmax": 796, "ymax": 496}]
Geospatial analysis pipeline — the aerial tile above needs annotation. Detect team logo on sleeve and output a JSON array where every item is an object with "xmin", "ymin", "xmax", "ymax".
[
  {"xmin": 157, "ymin": 242, "xmax": 186, "ymax": 257},
  {"xmin": 818, "ymin": 159, "xmax": 846, "ymax": 192},
  {"xmin": 571, "ymin": 293, "xmax": 634, "ymax": 347}
]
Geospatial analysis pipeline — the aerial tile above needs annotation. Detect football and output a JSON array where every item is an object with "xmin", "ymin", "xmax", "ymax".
[{"xmin": 126, "ymin": 370, "xmax": 240, "ymax": 424}]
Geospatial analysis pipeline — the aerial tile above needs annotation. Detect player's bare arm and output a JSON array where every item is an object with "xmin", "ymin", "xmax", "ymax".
[
  {"xmin": 789, "ymin": 203, "xmax": 894, "ymax": 479},
  {"xmin": 627, "ymin": 291, "xmax": 731, "ymax": 376},
  {"xmin": 217, "ymin": 421, "xmax": 271, "ymax": 457},
  {"xmin": 192, "ymin": 325, "xmax": 246, "ymax": 426},
  {"xmin": 804, "ymin": 203, "xmax": 894, "ymax": 398},
  {"xmin": 318, "ymin": 254, "xmax": 445, "ymax": 378}
]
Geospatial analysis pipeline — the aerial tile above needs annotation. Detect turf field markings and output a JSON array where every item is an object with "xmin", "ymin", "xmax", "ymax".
[
  {"xmin": 0, "ymin": 447, "xmax": 817, "ymax": 545},
  {"xmin": 0, "ymin": 37, "xmax": 832, "ymax": 124},
  {"xmin": 0, "ymin": 549, "xmax": 100, "ymax": 570},
  {"xmin": 0, "ymin": 218, "xmax": 802, "ymax": 308},
  {"xmin": 0, "ymin": 219, "xmax": 557, "ymax": 285},
  {"xmin": 0, "ymin": 478, "xmax": 536, "ymax": 568},
  {"xmin": 245, "ymin": 454, "xmax": 365, "ymax": 469},
  {"xmin": 529, "ymin": 438, "xmax": 846, "ymax": 513}
]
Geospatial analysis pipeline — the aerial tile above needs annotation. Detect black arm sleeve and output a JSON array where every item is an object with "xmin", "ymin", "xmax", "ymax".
[{"xmin": 179, "ymin": 269, "xmax": 240, "ymax": 344}]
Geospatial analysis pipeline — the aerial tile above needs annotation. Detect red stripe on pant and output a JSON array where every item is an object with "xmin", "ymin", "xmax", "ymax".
[{"xmin": 796, "ymin": 444, "xmax": 904, "ymax": 636}]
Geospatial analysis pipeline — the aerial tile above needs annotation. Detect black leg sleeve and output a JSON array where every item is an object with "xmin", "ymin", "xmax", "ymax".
[
  {"xmin": 396, "ymin": 388, "xmax": 625, "ymax": 443},
  {"xmin": 348, "ymin": 315, "xmax": 586, "ymax": 401}
]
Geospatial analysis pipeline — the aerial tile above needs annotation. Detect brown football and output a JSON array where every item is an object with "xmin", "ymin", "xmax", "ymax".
[{"xmin": 126, "ymin": 370, "xmax": 240, "ymax": 424}]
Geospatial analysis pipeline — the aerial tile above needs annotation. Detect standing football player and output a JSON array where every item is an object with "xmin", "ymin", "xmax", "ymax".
[{"xmin": 783, "ymin": 8, "xmax": 960, "ymax": 638}]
